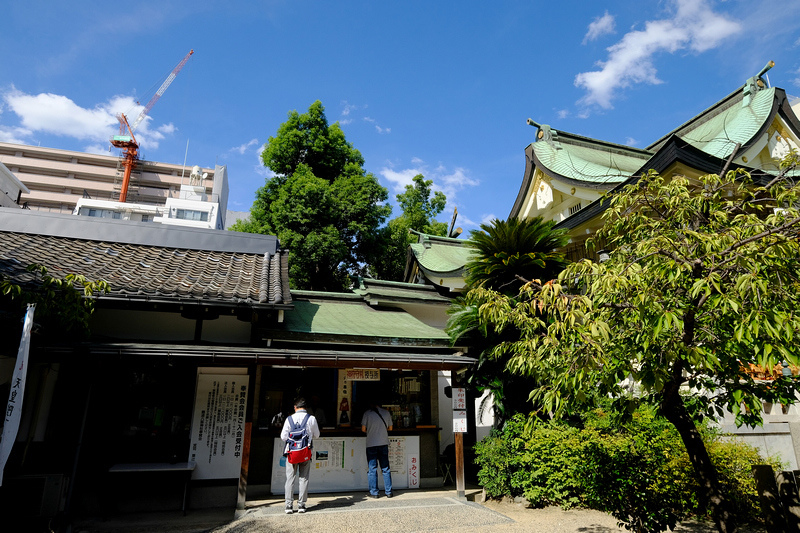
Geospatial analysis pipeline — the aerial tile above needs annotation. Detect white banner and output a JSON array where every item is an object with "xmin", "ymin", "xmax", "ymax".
[
  {"xmin": 0, "ymin": 304, "xmax": 35, "ymax": 486},
  {"xmin": 188, "ymin": 371, "xmax": 248, "ymax": 480}
]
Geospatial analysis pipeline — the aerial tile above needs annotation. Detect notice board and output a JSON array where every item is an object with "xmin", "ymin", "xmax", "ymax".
[{"xmin": 188, "ymin": 369, "xmax": 249, "ymax": 480}]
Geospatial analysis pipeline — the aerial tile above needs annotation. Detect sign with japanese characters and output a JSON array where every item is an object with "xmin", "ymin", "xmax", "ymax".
[
  {"xmin": 0, "ymin": 305, "xmax": 34, "ymax": 486},
  {"xmin": 453, "ymin": 410, "xmax": 467, "ymax": 433},
  {"xmin": 452, "ymin": 387, "xmax": 466, "ymax": 410},
  {"xmin": 344, "ymin": 369, "xmax": 381, "ymax": 381},
  {"xmin": 407, "ymin": 454, "xmax": 420, "ymax": 488},
  {"xmin": 189, "ymin": 370, "xmax": 249, "ymax": 480}
]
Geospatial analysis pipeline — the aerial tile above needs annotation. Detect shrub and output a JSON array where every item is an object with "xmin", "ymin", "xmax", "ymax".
[{"xmin": 474, "ymin": 407, "xmax": 780, "ymax": 533}]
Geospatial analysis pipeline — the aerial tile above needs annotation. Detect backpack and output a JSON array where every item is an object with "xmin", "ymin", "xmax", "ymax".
[{"xmin": 285, "ymin": 413, "xmax": 312, "ymax": 464}]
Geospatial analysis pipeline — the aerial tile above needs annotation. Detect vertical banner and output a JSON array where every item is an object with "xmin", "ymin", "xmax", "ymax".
[
  {"xmin": 0, "ymin": 304, "xmax": 35, "ymax": 486},
  {"xmin": 336, "ymin": 370, "xmax": 352, "ymax": 427},
  {"xmin": 188, "ymin": 371, "xmax": 249, "ymax": 480}
]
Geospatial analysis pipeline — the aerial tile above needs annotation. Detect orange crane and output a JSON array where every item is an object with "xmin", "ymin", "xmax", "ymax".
[{"xmin": 111, "ymin": 49, "xmax": 194, "ymax": 202}]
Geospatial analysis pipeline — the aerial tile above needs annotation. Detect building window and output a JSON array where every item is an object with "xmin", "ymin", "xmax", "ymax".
[
  {"xmin": 569, "ymin": 203, "xmax": 583, "ymax": 216},
  {"xmin": 175, "ymin": 209, "xmax": 209, "ymax": 222},
  {"xmin": 141, "ymin": 215, "xmax": 151, "ymax": 222}
]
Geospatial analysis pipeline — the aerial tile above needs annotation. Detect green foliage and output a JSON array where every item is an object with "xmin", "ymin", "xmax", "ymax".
[
  {"xmin": 465, "ymin": 217, "xmax": 569, "ymax": 295},
  {"xmin": 447, "ymin": 216, "xmax": 569, "ymax": 427},
  {"xmin": 369, "ymin": 174, "xmax": 448, "ymax": 281},
  {"xmin": 0, "ymin": 264, "xmax": 109, "ymax": 339},
  {"xmin": 233, "ymin": 101, "xmax": 391, "ymax": 291},
  {"xmin": 475, "ymin": 409, "xmax": 778, "ymax": 533},
  {"xmin": 467, "ymin": 156, "xmax": 800, "ymax": 531}
]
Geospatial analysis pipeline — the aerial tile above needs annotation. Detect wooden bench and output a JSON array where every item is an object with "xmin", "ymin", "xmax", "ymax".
[{"xmin": 108, "ymin": 462, "xmax": 197, "ymax": 515}]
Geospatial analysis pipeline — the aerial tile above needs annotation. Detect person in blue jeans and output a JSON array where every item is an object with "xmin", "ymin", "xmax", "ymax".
[{"xmin": 361, "ymin": 399, "xmax": 393, "ymax": 498}]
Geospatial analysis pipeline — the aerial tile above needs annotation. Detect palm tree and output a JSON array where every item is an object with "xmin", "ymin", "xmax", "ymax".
[
  {"xmin": 448, "ymin": 216, "xmax": 569, "ymax": 428},
  {"xmin": 465, "ymin": 217, "xmax": 569, "ymax": 295}
]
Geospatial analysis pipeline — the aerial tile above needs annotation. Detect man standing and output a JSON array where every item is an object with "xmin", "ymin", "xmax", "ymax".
[
  {"xmin": 360, "ymin": 399, "xmax": 393, "ymax": 498},
  {"xmin": 281, "ymin": 397, "xmax": 320, "ymax": 514}
]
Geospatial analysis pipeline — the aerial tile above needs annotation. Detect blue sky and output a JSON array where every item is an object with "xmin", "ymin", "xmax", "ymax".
[{"xmin": 2, "ymin": 0, "xmax": 799, "ymax": 232}]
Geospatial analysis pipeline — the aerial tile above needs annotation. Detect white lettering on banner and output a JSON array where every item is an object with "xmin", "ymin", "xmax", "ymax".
[
  {"xmin": 344, "ymin": 369, "xmax": 381, "ymax": 381},
  {"xmin": 0, "ymin": 305, "xmax": 35, "ymax": 486},
  {"xmin": 189, "ymin": 372, "xmax": 248, "ymax": 480},
  {"xmin": 452, "ymin": 387, "xmax": 466, "ymax": 410}
]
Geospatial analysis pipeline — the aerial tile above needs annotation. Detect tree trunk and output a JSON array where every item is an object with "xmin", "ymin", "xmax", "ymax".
[{"xmin": 661, "ymin": 385, "xmax": 734, "ymax": 533}]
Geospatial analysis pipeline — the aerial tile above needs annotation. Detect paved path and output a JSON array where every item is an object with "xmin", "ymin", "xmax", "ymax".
[{"xmin": 75, "ymin": 487, "xmax": 768, "ymax": 533}]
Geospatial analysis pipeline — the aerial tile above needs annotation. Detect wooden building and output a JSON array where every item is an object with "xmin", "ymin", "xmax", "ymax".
[{"xmin": 0, "ymin": 208, "xmax": 471, "ymax": 525}]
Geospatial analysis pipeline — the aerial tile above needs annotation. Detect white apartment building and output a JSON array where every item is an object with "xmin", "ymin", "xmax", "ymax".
[{"xmin": 0, "ymin": 141, "xmax": 229, "ymax": 229}]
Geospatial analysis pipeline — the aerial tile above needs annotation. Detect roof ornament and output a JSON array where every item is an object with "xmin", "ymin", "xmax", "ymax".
[
  {"xmin": 527, "ymin": 119, "xmax": 562, "ymax": 150},
  {"xmin": 743, "ymin": 60, "xmax": 774, "ymax": 107}
]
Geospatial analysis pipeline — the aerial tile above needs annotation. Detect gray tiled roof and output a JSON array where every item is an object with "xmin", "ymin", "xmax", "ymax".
[{"xmin": 0, "ymin": 210, "xmax": 291, "ymax": 309}]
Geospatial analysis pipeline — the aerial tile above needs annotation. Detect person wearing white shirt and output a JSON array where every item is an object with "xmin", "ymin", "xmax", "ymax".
[{"xmin": 280, "ymin": 397, "xmax": 320, "ymax": 513}]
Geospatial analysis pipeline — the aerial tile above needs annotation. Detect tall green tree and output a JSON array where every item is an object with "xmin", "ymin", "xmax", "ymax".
[
  {"xmin": 369, "ymin": 174, "xmax": 448, "ymax": 281},
  {"xmin": 231, "ymin": 101, "xmax": 390, "ymax": 291},
  {"xmin": 447, "ymin": 217, "xmax": 569, "ymax": 427},
  {"xmin": 470, "ymin": 157, "xmax": 800, "ymax": 533}
]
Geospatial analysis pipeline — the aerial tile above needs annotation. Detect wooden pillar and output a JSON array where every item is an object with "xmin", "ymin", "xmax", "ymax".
[
  {"xmin": 236, "ymin": 421, "xmax": 252, "ymax": 510},
  {"xmin": 452, "ymin": 374, "xmax": 466, "ymax": 499},
  {"xmin": 454, "ymin": 431, "xmax": 465, "ymax": 498}
]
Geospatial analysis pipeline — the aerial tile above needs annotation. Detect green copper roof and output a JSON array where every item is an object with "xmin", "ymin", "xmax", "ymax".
[
  {"xmin": 530, "ymin": 128, "xmax": 652, "ymax": 186},
  {"xmin": 283, "ymin": 299, "xmax": 450, "ymax": 341},
  {"xmin": 353, "ymin": 278, "xmax": 452, "ymax": 305},
  {"xmin": 648, "ymin": 87, "xmax": 776, "ymax": 160},
  {"xmin": 409, "ymin": 236, "xmax": 474, "ymax": 276}
]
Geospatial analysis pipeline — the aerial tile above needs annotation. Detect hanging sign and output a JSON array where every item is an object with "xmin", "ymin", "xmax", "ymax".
[
  {"xmin": 0, "ymin": 305, "xmax": 35, "ymax": 486},
  {"xmin": 344, "ymin": 369, "xmax": 381, "ymax": 381}
]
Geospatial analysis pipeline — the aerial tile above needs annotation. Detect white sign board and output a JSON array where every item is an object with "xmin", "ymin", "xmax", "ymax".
[
  {"xmin": 188, "ymin": 372, "xmax": 248, "ymax": 480},
  {"xmin": 452, "ymin": 387, "xmax": 466, "ymax": 410},
  {"xmin": 271, "ymin": 436, "xmax": 420, "ymax": 493},
  {"xmin": 453, "ymin": 410, "xmax": 467, "ymax": 433}
]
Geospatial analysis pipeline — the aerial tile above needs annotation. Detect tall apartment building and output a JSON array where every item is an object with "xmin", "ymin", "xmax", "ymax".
[{"xmin": 0, "ymin": 141, "xmax": 229, "ymax": 228}]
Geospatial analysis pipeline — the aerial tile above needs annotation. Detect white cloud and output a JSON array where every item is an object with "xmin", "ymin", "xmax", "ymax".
[
  {"xmin": 557, "ymin": 109, "xmax": 570, "ymax": 119},
  {"xmin": 83, "ymin": 143, "xmax": 111, "ymax": 155},
  {"xmin": 254, "ymin": 144, "xmax": 274, "ymax": 178},
  {"xmin": 625, "ymin": 137, "xmax": 638, "ymax": 146},
  {"xmin": 363, "ymin": 116, "xmax": 391, "ymax": 134},
  {"xmin": 583, "ymin": 11, "xmax": 615, "ymax": 44},
  {"xmin": 231, "ymin": 138, "xmax": 259, "ymax": 155},
  {"xmin": 1, "ymin": 88, "xmax": 176, "ymax": 150},
  {"xmin": 0, "ymin": 124, "xmax": 32, "ymax": 144},
  {"xmin": 575, "ymin": 0, "xmax": 740, "ymax": 110},
  {"xmin": 379, "ymin": 158, "xmax": 479, "ymax": 203}
]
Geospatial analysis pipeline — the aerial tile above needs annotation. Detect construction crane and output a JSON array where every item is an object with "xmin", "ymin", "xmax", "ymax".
[{"xmin": 110, "ymin": 49, "xmax": 194, "ymax": 202}]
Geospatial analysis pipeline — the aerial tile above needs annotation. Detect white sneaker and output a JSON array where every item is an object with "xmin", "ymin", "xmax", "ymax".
[
  {"xmin": 298, "ymin": 506, "xmax": 306, "ymax": 514},
  {"xmin": 285, "ymin": 505, "xmax": 293, "ymax": 514}
]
